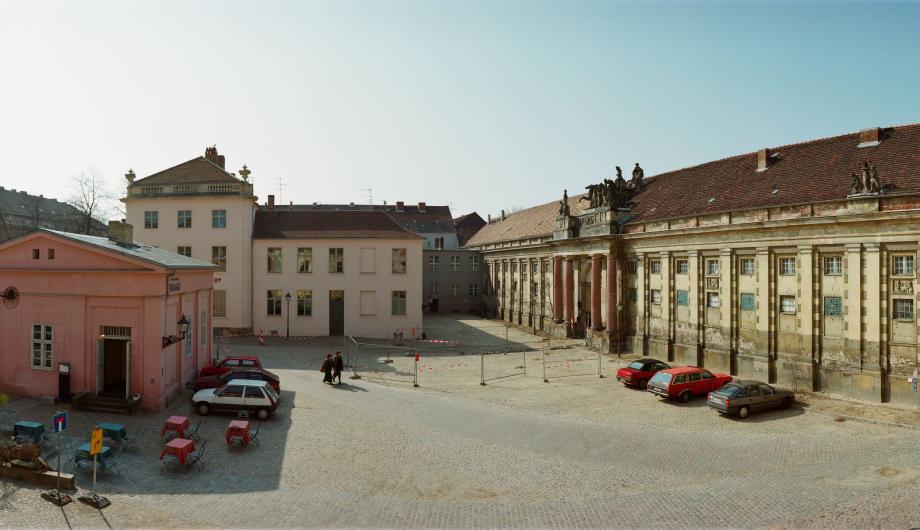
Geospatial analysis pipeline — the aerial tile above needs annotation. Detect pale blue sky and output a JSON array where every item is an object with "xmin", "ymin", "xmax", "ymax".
[{"xmin": 1, "ymin": 0, "xmax": 918, "ymax": 219}]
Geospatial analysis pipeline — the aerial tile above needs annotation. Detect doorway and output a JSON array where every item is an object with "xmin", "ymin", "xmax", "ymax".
[
  {"xmin": 329, "ymin": 290, "xmax": 345, "ymax": 336},
  {"xmin": 100, "ymin": 338, "xmax": 129, "ymax": 397}
]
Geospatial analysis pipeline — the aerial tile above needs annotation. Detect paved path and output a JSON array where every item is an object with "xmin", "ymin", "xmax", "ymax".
[{"xmin": 2, "ymin": 318, "xmax": 920, "ymax": 528}]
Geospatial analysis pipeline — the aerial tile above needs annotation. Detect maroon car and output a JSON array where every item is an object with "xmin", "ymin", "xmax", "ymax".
[
  {"xmin": 193, "ymin": 367, "xmax": 280, "ymax": 393},
  {"xmin": 616, "ymin": 359, "xmax": 669, "ymax": 389}
]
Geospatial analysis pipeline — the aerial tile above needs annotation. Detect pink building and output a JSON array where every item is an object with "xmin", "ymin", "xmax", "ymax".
[{"xmin": 0, "ymin": 222, "xmax": 216, "ymax": 411}]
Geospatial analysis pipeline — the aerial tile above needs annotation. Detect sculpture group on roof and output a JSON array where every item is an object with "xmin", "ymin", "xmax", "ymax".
[
  {"xmin": 849, "ymin": 160, "xmax": 881, "ymax": 196},
  {"xmin": 565, "ymin": 162, "xmax": 644, "ymax": 212}
]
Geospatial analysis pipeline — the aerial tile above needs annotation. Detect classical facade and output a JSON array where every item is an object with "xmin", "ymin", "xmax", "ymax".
[
  {"xmin": 466, "ymin": 125, "xmax": 920, "ymax": 406},
  {"xmin": 123, "ymin": 147, "xmax": 257, "ymax": 332}
]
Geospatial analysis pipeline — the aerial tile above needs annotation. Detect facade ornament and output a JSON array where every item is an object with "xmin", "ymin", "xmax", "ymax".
[
  {"xmin": 239, "ymin": 164, "xmax": 251, "ymax": 181},
  {"xmin": 124, "ymin": 169, "xmax": 136, "ymax": 184},
  {"xmin": 849, "ymin": 160, "xmax": 882, "ymax": 196},
  {"xmin": 558, "ymin": 189, "xmax": 570, "ymax": 216},
  {"xmin": 577, "ymin": 162, "xmax": 645, "ymax": 210}
]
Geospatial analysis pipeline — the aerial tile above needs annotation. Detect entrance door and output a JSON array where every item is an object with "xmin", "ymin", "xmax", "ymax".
[
  {"xmin": 101, "ymin": 339, "xmax": 128, "ymax": 397},
  {"xmin": 329, "ymin": 290, "xmax": 345, "ymax": 336}
]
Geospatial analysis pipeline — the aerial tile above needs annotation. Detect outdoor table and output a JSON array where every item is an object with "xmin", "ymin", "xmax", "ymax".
[
  {"xmin": 98, "ymin": 422, "xmax": 128, "ymax": 447},
  {"xmin": 160, "ymin": 437, "xmax": 195, "ymax": 465},
  {"xmin": 76, "ymin": 443, "xmax": 112, "ymax": 471},
  {"xmin": 225, "ymin": 420, "xmax": 251, "ymax": 447},
  {"xmin": 13, "ymin": 421, "xmax": 44, "ymax": 444},
  {"xmin": 161, "ymin": 415, "xmax": 190, "ymax": 438}
]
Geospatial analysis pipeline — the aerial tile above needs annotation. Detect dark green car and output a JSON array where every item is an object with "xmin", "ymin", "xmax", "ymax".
[{"xmin": 706, "ymin": 380, "xmax": 794, "ymax": 419}]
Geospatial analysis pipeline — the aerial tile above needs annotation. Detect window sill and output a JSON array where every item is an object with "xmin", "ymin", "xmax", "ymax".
[
  {"xmin": 31, "ymin": 366, "xmax": 53, "ymax": 371},
  {"xmin": 780, "ymin": 311, "xmax": 797, "ymax": 315},
  {"xmin": 296, "ymin": 315, "xmax": 313, "ymax": 319},
  {"xmin": 297, "ymin": 271, "xmax": 313, "ymax": 274},
  {"xmin": 893, "ymin": 318, "xmax": 915, "ymax": 323}
]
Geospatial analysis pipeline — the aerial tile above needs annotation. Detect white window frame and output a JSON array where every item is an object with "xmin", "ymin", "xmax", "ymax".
[
  {"xmin": 779, "ymin": 257, "xmax": 796, "ymax": 276},
  {"xmin": 450, "ymin": 256, "xmax": 461, "ymax": 272},
  {"xmin": 650, "ymin": 260, "xmax": 661, "ymax": 274},
  {"xmin": 31, "ymin": 323, "xmax": 53, "ymax": 370},
  {"xmin": 780, "ymin": 295, "xmax": 796, "ymax": 314},
  {"xmin": 469, "ymin": 255, "xmax": 479, "ymax": 272},
  {"xmin": 212, "ymin": 246, "xmax": 227, "ymax": 272},
  {"xmin": 706, "ymin": 292, "xmax": 720, "ymax": 308},
  {"xmin": 144, "ymin": 210, "xmax": 158, "ymax": 229},
  {"xmin": 392, "ymin": 291, "xmax": 407, "ymax": 316},
  {"xmin": 651, "ymin": 289, "xmax": 662, "ymax": 305},
  {"xmin": 824, "ymin": 256, "xmax": 843, "ymax": 276},
  {"xmin": 893, "ymin": 298, "xmax": 914, "ymax": 321},
  {"xmin": 298, "ymin": 248, "xmax": 313, "ymax": 273},
  {"xmin": 177, "ymin": 209, "xmax": 192, "ymax": 228},
  {"xmin": 429, "ymin": 255, "xmax": 440, "ymax": 272},
  {"xmin": 893, "ymin": 255, "xmax": 915, "ymax": 276},
  {"xmin": 211, "ymin": 209, "xmax": 227, "ymax": 229},
  {"xmin": 469, "ymin": 284, "xmax": 479, "ymax": 296},
  {"xmin": 676, "ymin": 260, "xmax": 689, "ymax": 274},
  {"xmin": 706, "ymin": 259, "xmax": 720, "ymax": 276},
  {"xmin": 297, "ymin": 290, "xmax": 313, "ymax": 317},
  {"xmin": 740, "ymin": 258, "xmax": 755, "ymax": 275}
]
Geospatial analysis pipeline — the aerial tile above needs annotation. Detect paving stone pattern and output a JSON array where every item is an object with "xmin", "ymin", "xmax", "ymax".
[{"xmin": 1, "ymin": 315, "xmax": 919, "ymax": 528}]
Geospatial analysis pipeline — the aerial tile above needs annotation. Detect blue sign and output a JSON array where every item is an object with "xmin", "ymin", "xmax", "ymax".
[{"xmin": 53, "ymin": 411, "xmax": 67, "ymax": 433}]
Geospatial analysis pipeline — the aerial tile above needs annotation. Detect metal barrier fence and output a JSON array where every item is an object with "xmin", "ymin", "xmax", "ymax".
[{"xmin": 541, "ymin": 348, "xmax": 605, "ymax": 382}]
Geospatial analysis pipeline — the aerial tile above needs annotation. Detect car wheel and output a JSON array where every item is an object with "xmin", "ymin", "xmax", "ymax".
[
  {"xmin": 256, "ymin": 408, "xmax": 270, "ymax": 421},
  {"xmin": 737, "ymin": 405, "xmax": 750, "ymax": 419},
  {"xmin": 679, "ymin": 391, "xmax": 691, "ymax": 403},
  {"xmin": 196, "ymin": 402, "xmax": 210, "ymax": 416},
  {"xmin": 639, "ymin": 379, "xmax": 648, "ymax": 390},
  {"xmin": 781, "ymin": 396, "xmax": 793, "ymax": 409}
]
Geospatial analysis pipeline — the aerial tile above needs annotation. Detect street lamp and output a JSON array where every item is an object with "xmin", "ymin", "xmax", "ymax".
[
  {"xmin": 162, "ymin": 314, "xmax": 191, "ymax": 348},
  {"xmin": 284, "ymin": 292, "xmax": 292, "ymax": 338}
]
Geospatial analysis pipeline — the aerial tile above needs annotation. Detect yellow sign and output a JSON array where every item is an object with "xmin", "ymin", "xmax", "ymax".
[{"xmin": 89, "ymin": 428, "xmax": 103, "ymax": 455}]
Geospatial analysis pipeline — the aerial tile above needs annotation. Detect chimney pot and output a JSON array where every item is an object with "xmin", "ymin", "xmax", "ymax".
[
  {"xmin": 107, "ymin": 221, "xmax": 134, "ymax": 245},
  {"xmin": 267, "ymin": 195, "xmax": 275, "ymax": 210},
  {"xmin": 757, "ymin": 148, "xmax": 770, "ymax": 172},
  {"xmin": 501, "ymin": 209, "xmax": 506, "ymax": 221},
  {"xmin": 487, "ymin": 214, "xmax": 491, "ymax": 222},
  {"xmin": 396, "ymin": 201, "xmax": 405, "ymax": 212},
  {"xmin": 859, "ymin": 127, "xmax": 881, "ymax": 146}
]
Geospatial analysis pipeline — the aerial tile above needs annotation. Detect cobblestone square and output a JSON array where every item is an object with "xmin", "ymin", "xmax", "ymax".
[{"xmin": 2, "ymin": 315, "xmax": 919, "ymax": 528}]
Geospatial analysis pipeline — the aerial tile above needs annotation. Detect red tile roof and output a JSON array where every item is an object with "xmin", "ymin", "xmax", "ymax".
[
  {"xmin": 454, "ymin": 212, "xmax": 486, "ymax": 246},
  {"xmin": 465, "ymin": 124, "xmax": 920, "ymax": 247},
  {"xmin": 253, "ymin": 210, "xmax": 424, "ymax": 240}
]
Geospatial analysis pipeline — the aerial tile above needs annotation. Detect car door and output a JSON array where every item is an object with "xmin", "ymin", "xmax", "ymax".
[
  {"xmin": 671, "ymin": 374, "xmax": 688, "ymax": 397},
  {"xmin": 757, "ymin": 384, "xmax": 777, "ymax": 410},
  {"xmin": 215, "ymin": 384, "xmax": 246, "ymax": 411},
  {"xmin": 744, "ymin": 384, "xmax": 762, "ymax": 410},
  {"xmin": 687, "ymin": 372, "xmax": 703, "ymax": 395},
  {"xmin": 699, "ymin": 370, "xmax": 716, "ymax": 392},
  {"xmin": 243, "ymin": 386, "xmax": 267, "ymax": 411}
]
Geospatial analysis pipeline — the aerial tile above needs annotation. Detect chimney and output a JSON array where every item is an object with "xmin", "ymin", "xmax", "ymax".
[
  {"xmin": 204, "ymin": 145, "xmax": 226, "ymax": 169},
  {"xmin": 418, "ymin": 202, "xmax": 426, "ymax": 213},
  {"xmin": 107, "ymin": 221, "xmax": 134, "ymax": 245},
  {"xmin": 756, "ymin": 148, "xmax": 770, "ymax": 172},
  {"xmin": 487, "ymin": 214, "xmax": 491, "ymax": 223},
  {"xmin": 267, "ymin": 195, "xmax": 275, "ymax": 210},
  {"xmin": 858, "ymin": 127, "xmax": 882, "ymax": 147},
  {"xmin": 501, "ymin": 209, "xmax": 506, "ymax": 221},
  {"xmin": 396, "ymin": 201, "xmax": 405, "ymax": 212}
]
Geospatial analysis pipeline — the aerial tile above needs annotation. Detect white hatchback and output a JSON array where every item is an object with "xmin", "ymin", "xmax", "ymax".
[{"xmin": 192, "ymin": 379, "xmax": 280, "ymax": 420}]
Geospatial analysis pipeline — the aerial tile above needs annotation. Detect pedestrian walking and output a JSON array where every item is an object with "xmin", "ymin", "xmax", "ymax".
[
  {"xmin": 333, "ymin": 351, "xmax": 344, "ymax": 385},
  {"xmin": 320, "ymin": 353, "xmax": 333, "ymax": 384}
]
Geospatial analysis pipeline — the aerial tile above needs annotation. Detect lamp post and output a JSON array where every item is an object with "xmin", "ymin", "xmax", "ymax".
[{"xmin": 285, "ymin": 292, "xmax": 292, "ymax": 338}]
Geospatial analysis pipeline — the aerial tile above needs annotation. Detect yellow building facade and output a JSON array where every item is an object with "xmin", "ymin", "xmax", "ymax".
[{"xmin": 466, "ymin": 125, "xmax": 920, "ymax": 406}]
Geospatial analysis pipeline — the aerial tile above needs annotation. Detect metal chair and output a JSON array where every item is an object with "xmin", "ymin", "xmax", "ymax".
[
  {"xmin": 185, "ymin": 419, "xmax": 203, "ymax": 443},
  {"xmin": 248, "ymin": 421, "xmax": 261, "ymax": 448},
  {"xmin": 186, "ymin": 439, "xmax": 207, "ymax": 471}
]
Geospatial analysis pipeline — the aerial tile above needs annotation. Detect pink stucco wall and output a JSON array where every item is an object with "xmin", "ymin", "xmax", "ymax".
[{"xmin": 0, "ymin": 233, "xmax": 214, "ymax": 410}]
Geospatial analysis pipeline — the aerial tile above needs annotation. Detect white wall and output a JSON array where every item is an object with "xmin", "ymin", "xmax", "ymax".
[
  {"xmin": 251, "ymin": 238, "xmax": 423, "ymax": 338},
  {"xmin": 125, "ymin": 195, "xmax": 255, "ymax": 330}
]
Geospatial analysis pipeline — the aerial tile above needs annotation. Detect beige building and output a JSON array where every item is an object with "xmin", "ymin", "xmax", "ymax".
[
  {"xmin": 123, "ymin": 147, "xmax": 256, "ymax": 332},
  {"xmin": 252, "ymin": 207, "xmax": 424, "ymax": 338},
  {"xmin": 466, "ymin": 124, "xmax": 920, "ymax": 407}
]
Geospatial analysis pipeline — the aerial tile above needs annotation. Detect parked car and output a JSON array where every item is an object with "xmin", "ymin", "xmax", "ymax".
[
  {"xmin": 192, "ymin": 367, "xmax": 280, "ymax": 393},
  {"xmin": 616, "ymin": 359, "xmax": 669, "ymax": 389},
  {"xmin": 647, "ymin": 366, "xmax": 732, "ymax": 402},
  {"xmin": 707, "ymin": 380, "xmax": 794, "ymax": 419},
  {"xmin": 198, "ymin": 356, "xmax": 262, "ymax": 378},
  {"xmin": 192, "ymin": 379, "xmax": 280, "ymax": 420}
]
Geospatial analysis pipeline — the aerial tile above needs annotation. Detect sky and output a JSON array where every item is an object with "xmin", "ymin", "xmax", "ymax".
[{"xmin": 1, "ymin": 0, "xmax": 919, "ymax": 220}]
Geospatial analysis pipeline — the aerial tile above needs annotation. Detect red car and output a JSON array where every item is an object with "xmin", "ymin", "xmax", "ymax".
[
  {"xmin": 192, "ymin": 367, "xmax": 281, "ymax": 393},
  {"xmin": 616, "ymin": 359, "xmax": 669, "ymax": 389},
  {"xmin": 647, "ymin": 366, "xmax": 732, "ymax": 402},
  {"xmin": 199, "ymin": 356, "xmax": 262, "ymax": 378}
]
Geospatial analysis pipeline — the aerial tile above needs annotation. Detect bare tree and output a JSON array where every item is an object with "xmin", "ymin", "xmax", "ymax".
[
  {"xmin": 20, "ymin": 194, "xmax": 43, "ymax": 231},
  {"xmin": 68, "ymin": 168, "xmax": 114, "ymax": 234}
]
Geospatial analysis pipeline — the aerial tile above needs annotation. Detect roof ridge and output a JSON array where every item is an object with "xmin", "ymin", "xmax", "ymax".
[{"xmin": 132, "ymin": 156, "xmax": 239, "ymax": 185}]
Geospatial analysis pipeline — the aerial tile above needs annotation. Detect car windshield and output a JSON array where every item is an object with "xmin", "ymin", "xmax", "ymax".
[
  {"xmin": 627, "ymin": 361, "xmax": 648, "ymax": 370},
  {"xmin": 714, "ymin": 383, "xmax": 745, "ymax": 397},
  {"xmin": 649, "ymin": 372, "xmax": 672, "ymax": 385}
]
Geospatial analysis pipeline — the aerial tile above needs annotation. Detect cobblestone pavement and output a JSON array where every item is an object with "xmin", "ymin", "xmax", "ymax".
[{"xmin": 2, "ymin": 315, "xmax": 919, "ymax": 528}]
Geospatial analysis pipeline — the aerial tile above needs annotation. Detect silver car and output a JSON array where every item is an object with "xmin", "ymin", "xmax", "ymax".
[{"xmin": 706, "ymin": 380, "xmax": 794, "ymax": 419}]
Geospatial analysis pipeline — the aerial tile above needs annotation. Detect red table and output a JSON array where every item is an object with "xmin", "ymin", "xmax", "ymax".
[
  {"xmin": 161, "ymin": 415, "xmax": 190, "ymax": 438},
  {"xmin": 225, "ymin": 420, "xmax": 251, "ymax": 447},
  {"xmin": 160, "ymin": 438, "xmax": 195, "ymax": 464}
]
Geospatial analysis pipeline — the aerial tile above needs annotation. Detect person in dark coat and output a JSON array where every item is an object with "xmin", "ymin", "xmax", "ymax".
[
  {"xmin": 332, "ymin": 351, "xmax": 344, "ymax": 385},
  {"xmin": 320, "ymin": 354, "xmax": 333, "ymax": 384}
]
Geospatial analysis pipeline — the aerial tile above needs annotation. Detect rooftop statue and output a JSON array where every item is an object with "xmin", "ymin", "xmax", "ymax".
[{"xmin": 576, "ymin": 162, "xmax": 644, "ymax": 210}]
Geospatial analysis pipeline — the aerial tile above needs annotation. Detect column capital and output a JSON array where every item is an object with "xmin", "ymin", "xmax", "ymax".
[
  {"xmin": 756, "ymin": 247, "xmax": 770, "ymax": 256},
  {"xmin": 845, "ymin": 243, "xmax": 862, "ymax": 253},
  {"xmin": 797, "ymin": 244, "xmax": 814, "ymax": 253},
  {"xmin": 719, "ymin": 248, "xmax": 732, "ymax": 257},
  {"xmin": 592, "ymin": 253, "xmax": 604, "ymax": 260},
  {"xmin": 687, "ymin": 250, "xmax": 699, "ymax": 257},
  {"xmin": 659, "ymin": 250, "xmax": 670, "ymax": 258},
  {"xmin": 863, "ymin": 242, "xmax": 880, "ymax": 253}
]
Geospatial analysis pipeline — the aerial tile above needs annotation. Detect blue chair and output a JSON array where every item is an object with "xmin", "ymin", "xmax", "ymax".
[{"xmin": 186, "ymin": 439, "xmax": 207, "ymax": 471}]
